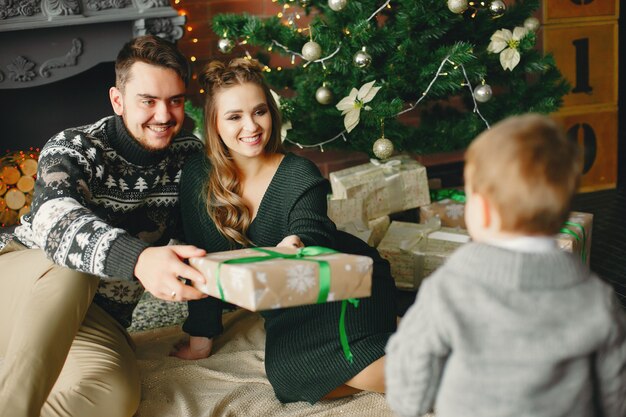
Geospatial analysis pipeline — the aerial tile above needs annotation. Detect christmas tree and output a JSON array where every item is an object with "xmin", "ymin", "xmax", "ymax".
[{"xmin": 210, "ymin": 0, "xmax": 569, "ymax": 158}]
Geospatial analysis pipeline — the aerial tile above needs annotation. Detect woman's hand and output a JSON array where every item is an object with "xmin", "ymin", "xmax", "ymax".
[
  {"xmin": 170, "ymin": 336, "xmax": 214, "ymax": 360},
  {"xmin": 277, "ymin": 234, "xmax": 304, "ymax": 249}
]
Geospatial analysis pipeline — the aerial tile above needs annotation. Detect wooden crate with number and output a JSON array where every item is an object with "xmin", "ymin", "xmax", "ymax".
[
  {"xmin": 543, "ymin": 20, "xmax": 618, "ymax": 108},
  {"xmin": 541, "ymin": 0, "xmax": 619, "ymax": 23},
  {"xmin": 551, "ymin": 106, "xmax": 618, "ymax": 192}
]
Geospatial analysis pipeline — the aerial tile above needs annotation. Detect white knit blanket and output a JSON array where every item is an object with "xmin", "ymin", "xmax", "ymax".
[{"xmin": 132, "ymin": 309, "xmax": 395, "ymax": 417}]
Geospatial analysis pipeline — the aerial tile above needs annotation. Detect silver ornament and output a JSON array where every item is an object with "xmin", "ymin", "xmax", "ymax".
[
  {"xmin": 447, "ymin": 0, "xmax": 468, "ymax": 14},
  {"xmin": 373, "ymin": 137, "xmax": 394, "ymax": 160},
  {"xmin": 353, "ymin": 47, "xmax": 372, "ymax": 69},
  {"xmin": 328, "ymin": 0, "xmax": 348, "ymax": 12},
  {"xmin": 473, "ymin": 84, "xmax": 493, "ymax": 103},
  {"xmin": 315, "ymin": 86, "xmax": 334, "ymax": 105},
  {"xmin": 524, "ymin": 16, "xmax": 540, "ymax": 32},
  {"xmin": 299, "ymin": 0, "xmax": 311, "ymax": 6},
  {"xmin": 217, "ymin": 38, "xmax": 234, "ymax": 54},
  {"xmin": 488, "ymin": 0, "xmax": 506, "ymax": 18},
  {"xmin": 302, "ymin": 41, "xmax": 322, "ymax": 61}
]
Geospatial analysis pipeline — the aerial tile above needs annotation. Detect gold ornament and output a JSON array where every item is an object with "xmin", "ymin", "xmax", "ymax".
[
  {"xmin": 473, "ymin": 83, "xmax": 493, "ymax": 103},
  {"xmin": 373, "ymin": 136, "xmax": 394, "ymax": 159},
  {"xmin": 447, "ymin": 0, "xmax": 468, "ymax": 14},
  {"xmin": 353, "ymin": 47, "xmax": 372, "ymax": 69},
  {"xmin": 302, "ymin": 40, "xmax": 322, "ymax": 61},
  {"xmin": 217, "ymin": 38, "xmax": 234, "ymax": 54},
  {"xmin": 488, "ymin": 0, "xmax": 506, "ymax": 18},
  {"xmin": 315, "ymin": 85, "xmax": 334, "ymax": 105},
  {"xmin": 328, "ymin": 0, "xmax": 348, "ymax": 12}
]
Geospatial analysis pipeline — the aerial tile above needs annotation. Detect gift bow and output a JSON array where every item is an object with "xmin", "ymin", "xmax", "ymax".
[
  {"xmin": 559, "ymin": 220, "xmax": 587, "ymax": 263},
  {"xmin": 369, "ymin": 158, "xmax": 402, "ymax": 174},
  {"xmin": 398, "ymin": 217, "xmax": 443, "ymax": 253},
  {"xmin": 430, "ymin": 188, "xmax": 466, "ymax": 203},
  {"xmin": 215, "ymin": 246, "xmax": 360, "ymax": 363}
]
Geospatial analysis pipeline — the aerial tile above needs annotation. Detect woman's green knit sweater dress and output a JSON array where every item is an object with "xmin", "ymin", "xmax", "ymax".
[{"xmin": 179, "ymin": 152, "xmax": 397, "ymax": 404}]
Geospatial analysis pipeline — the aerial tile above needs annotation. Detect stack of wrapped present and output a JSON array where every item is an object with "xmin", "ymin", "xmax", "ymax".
[
  {"xmin": 420, "ymin": 190, "xmax": 594, "ymax": 266},
  {"xmin": 555, "ymin": 211, "xmax": 593, "ymax": 266},
  {"xmin": 327, "ymin": 155, "xmax": 431, "ymax": 247},
  {"xmin": 419, "ymin": 188, "xmax": 467, "ymax": 229},
  {"xmin": 325, "ymin": 162, "xmax": 594, "ymax": 291},
  {"xmin": 377, "ymin": 217, "xmax": 470, "ymax": 290}
]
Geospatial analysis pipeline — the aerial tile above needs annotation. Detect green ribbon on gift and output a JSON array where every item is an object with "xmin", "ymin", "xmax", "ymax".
[
  {"xmin": 429, "ymin": 189, "xmax": 466, "ymax": 203},
  {"xmin": 215, "ymin": 246, "xmax": 359, "ymax": 363},
  {"xmin": 559, "ymin": 221, "xmax": 587, "ymax": 263}
]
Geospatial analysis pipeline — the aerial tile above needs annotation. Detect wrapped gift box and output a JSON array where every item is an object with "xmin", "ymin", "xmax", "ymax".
[
  {"xmin": 329, "ymin": 156, "xmax": 430, "ymax": 220},
  {"xmin": 420, "ymin": 199, "xmax": 466, "ymax": 229},
  {"xmin": 378, "ymin": 220, "xmax": 470, "ymax": 290},
  {"xmin": 327, "ymin": 196, "xmax": 367, "ymax": 226},
  {"xmin": 337, "ymin": 215, "xmax": 390, "ymax": 248},
  {"xmin": 555, "ymin": 211, "xmax": 593, "ymax": 265},
  {"xmin": 189, "ymin": 247, "xmax": 372, "ymax": 311}
]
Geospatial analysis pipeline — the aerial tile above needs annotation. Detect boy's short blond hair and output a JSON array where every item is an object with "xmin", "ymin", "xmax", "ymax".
[{"xmin": 464, "ymin": 114, "xmax": 581, "ymax": 235}]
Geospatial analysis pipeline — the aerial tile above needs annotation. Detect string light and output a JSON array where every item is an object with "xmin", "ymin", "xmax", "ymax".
[
  {"xmin": 190, "ymin": 56, "xmax": 196, "ymax": 62},
  {"xmin": 285, "ymin": 55, "xmax": 491, "ymax": 149}
]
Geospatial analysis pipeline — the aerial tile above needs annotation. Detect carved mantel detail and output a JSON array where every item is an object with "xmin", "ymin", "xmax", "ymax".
[
  {"xmin": 1, "ymin": 38, "xmax": 83, "ymax": 84},
  {"xmin": 43, "ymin": 0, "xmax": 81, "ymax": 17},
  {"xmin": 0, "ymin": 0, "xmax": 42, "ymax": 20},
  {"xmin": 1, "ymin": 0, "xmax": 182, "ymax": 88},
  {"xmin": 7, "ymin": 56, "xmax": 37, "ymax": 82},
  {"xmin": 40, "ymin": 38, "xmax": 83, "ymax": 78},
  {"xmin": 86, "ymin": 0, "xmax": 131, "ymax": 11},
  {"xmin": 133, "ymin": 0, "xmax": 169, "ymax": 10},
  {"xmin": 134, "ymin": 15, "xmax": 185, "ymax": 43}
]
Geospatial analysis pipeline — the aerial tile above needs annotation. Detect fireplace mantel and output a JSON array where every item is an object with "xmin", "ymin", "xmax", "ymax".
[{"xmin": 0, "ymin": 0, "xmax": 185, "ymax": 89}]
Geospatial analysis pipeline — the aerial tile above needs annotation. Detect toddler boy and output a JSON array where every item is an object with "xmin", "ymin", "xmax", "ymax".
[{"xmin": 385, "ymin": 114, "xmax": 626, "ymax": 417}]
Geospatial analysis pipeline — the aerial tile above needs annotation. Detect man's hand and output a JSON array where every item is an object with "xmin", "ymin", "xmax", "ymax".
[
  {"xmin": 134, "ymin": 245, "xmax": 208, "ymax": 301},
  {"xmin": 277, "ymin": 234, "xmax": 304, "ymax": 249}
]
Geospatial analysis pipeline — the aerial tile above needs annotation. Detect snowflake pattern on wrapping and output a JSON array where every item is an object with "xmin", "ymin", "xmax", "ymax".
[
  {"xmin": 256, "ymin": 271, "xmax": 267, "ymax": 284},
  {"xmin": 227, "ymin": 267, "xmax": 247, "ymax": 291},
  {"xmin": 355, "ymin": 256, "xmax": 373, "ymax": 274},
  {"xmin": 445, "ymin": 202, "xmax": 465, "ymax": 220},
  {"xmin": 286, "ymin": 264, "xmax": 317, "ymax": 294}
]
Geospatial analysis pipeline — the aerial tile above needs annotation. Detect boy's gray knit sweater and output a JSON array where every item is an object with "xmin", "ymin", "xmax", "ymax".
[
  {"xmin": 0, "ymin": 116, "xmax": 203, "ymax": 327},
  {"xmin": 386, "ymin": 242, "xmax": 626, "ymax": 417}
]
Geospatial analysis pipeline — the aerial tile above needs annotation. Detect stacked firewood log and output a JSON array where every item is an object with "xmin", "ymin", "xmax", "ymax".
[{"xmin": 0, "ymin": 149, "xmax": 39, "ymax": 227}]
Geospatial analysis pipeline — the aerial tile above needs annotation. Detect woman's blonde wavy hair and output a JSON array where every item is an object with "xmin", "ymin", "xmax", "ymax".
[{"xmin": 199, "ymin": 58, "xmax": 285, "ymax": 247}]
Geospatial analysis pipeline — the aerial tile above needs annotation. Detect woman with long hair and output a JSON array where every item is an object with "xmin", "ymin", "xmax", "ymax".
[{"xmin": 172, "ymin": 58, "xmax": 397, "ymax": 404}]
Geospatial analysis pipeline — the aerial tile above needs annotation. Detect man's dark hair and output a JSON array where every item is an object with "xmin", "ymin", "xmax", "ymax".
[{"xmin": 115, "ymin": 35, "xmax": 189, "ymax": 90}]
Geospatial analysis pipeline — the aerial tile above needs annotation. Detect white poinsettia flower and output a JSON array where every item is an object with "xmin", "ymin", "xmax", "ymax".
[
  {"xmin": 487, "ymin": 26, "xmax": 528, "ymax": 71},
  {"xmin": 335, "ymin": 80, "xmax": 381, "ymax": 133},
  {"xmin": 280, "ymin": 120, "xmax": 292, "ymax": 142},
  {"xmin": 270, "ymin": 89, "xmax": 292, "ymax": 142},
  {"xmin": 270, "ymin": 89, "xmax": 282, "ymax": 107}
]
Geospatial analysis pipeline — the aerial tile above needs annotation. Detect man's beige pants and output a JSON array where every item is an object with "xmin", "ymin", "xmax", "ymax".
[{"xmin": 0, "ymin": 242, "xmax": 140, "ymax": 417}]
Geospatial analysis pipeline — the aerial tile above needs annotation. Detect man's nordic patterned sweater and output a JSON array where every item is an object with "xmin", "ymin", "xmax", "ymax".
[{"xmin": 0, "ymin": 116, "xmax": 203, "ymax": 327}]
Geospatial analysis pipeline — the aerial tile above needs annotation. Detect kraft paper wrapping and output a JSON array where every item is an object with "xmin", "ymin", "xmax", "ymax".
[
  {"xmin": 419, "ymin": 199, "xmax": 467, "ymax": 228},
  {"xmin": 189, "ymin": 247, "xmax": 372, "ymax": 311},
  {"xmin": 328, "ymin": 196, "xmax": 368, "ymax": 226},
  {"xmin": 329, "ymin": 156, "xmax": 430, "ymax": 220},
  {"xmin": 337, "ymin": 215, "xmax": 390, "ymax": 248},
  {"xmin": 378, "ymin": 220, "xmax": 470, "ymax": 290},
  {"xmin": 555, "ymin": 211, "xmax": 593, "ymax": 266}
]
